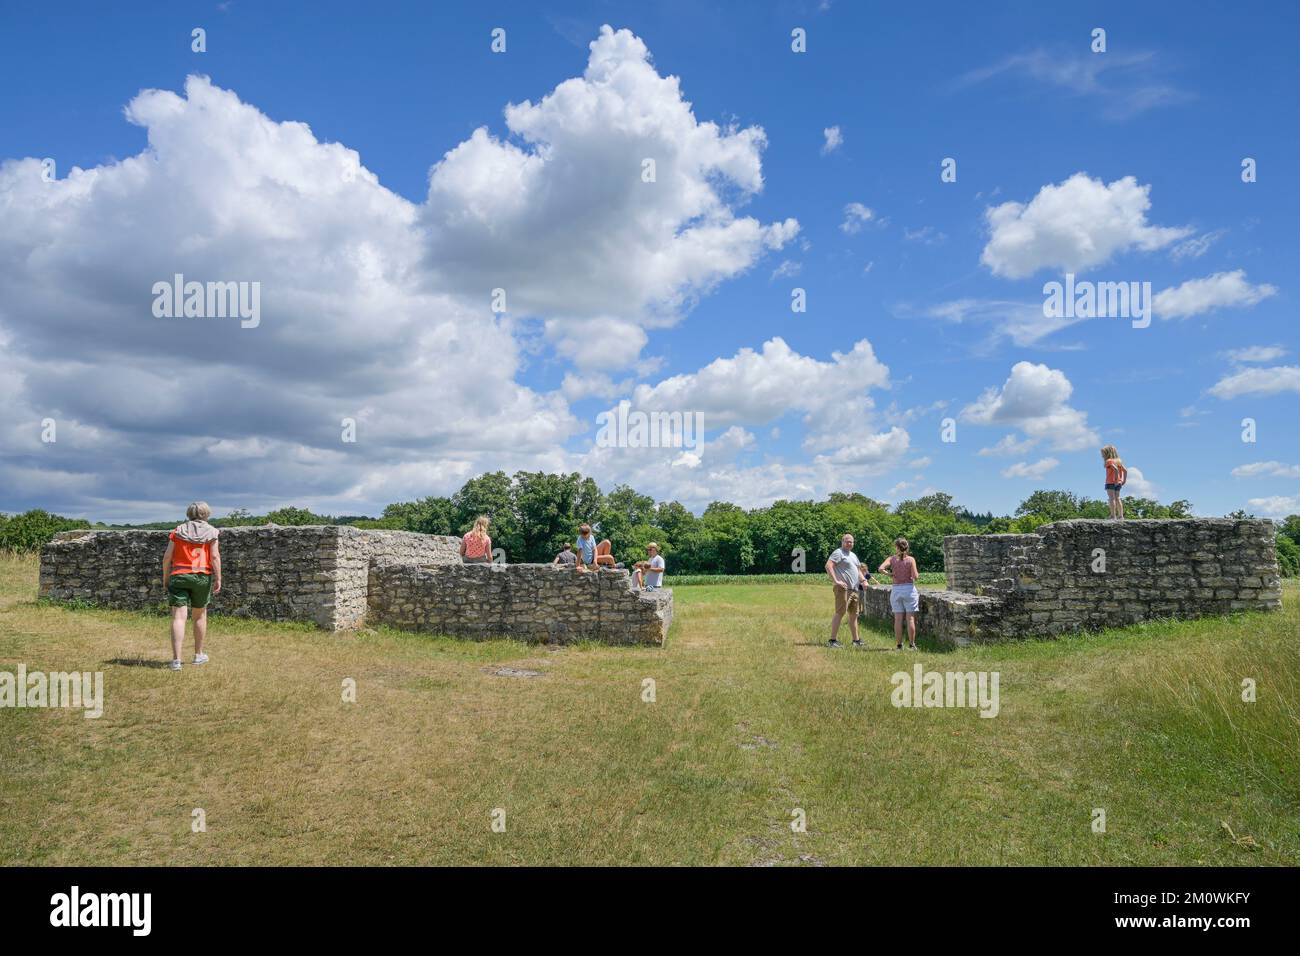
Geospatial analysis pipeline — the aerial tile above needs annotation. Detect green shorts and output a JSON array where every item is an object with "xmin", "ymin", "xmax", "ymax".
[{"xmin": 168, "ymin": 573, "xmax": 213, "ymax": 608}]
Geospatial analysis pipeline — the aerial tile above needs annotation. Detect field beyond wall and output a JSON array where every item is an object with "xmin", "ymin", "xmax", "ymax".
[{"xmin": 1, "ymin": 553, "xmax": 1296, "ymax": 866}]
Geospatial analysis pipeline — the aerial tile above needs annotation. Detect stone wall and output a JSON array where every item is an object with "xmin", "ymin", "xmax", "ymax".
[
  {"xmin": 39, "ymin": 526, "xmax": 672, "ymax": 644},
  {"xmin": 858, "ymin": 583, "xmax": 1000, "ymax": 646},
  {"xmin": 876, "ymin": 518, "xmax": 1282, "ymax": 646},
  {"xmin": 367, "ymin": 563, "xmax": 673, "ymax": 646},
  {"xmin": 40, "ymin": 526, "xmax": 461, "ymax": 630},
  {"xmin": 942, "ymin": 534, "xmax": 1040, "ymax": 594},
  {"xmin": 981, "ymin": 518, "xmax": 1282, "ymax": 636}
]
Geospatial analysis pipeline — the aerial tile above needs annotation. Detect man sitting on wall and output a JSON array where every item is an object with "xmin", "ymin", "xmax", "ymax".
[{"xmin": 553, "ymin": 543, "xmax": 577, "ymax": 567}]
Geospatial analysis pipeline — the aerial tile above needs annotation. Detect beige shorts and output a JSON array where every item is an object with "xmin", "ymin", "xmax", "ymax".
[{"xmin": 834, "ymin": 584, "xmax": 860, "ymax": 616}]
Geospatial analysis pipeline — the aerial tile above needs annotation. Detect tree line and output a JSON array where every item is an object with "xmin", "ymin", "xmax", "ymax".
[{"xmin": 5, "ymin": 471, "xmax": 1296, "ymax": 576}]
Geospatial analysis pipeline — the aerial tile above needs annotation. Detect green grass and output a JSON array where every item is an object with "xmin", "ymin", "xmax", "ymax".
[
  {"xmin": 1, "ymin": 552, "xmax": 1295, "ymax": 865},
  {"xmin": 672, "ymin": 571, "xmax": 947, "ymax": 586}
]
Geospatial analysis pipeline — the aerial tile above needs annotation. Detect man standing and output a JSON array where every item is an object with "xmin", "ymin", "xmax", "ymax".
[
  {"xmin": 825, "ymin": 533, "xmax": 869, "ymax": 648},
  {"xmin": 634, "ymin": 542, "xmax": 666, "ymax": 590}
]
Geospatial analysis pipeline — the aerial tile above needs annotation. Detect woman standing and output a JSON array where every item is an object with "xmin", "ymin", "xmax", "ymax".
[
  {"xmin": 879, "ymin": 537, "xmax": 920, "ymax": 650},
  {"xmin": 460, "ymin": 515, "xmax": 493, "ymax": 564}
]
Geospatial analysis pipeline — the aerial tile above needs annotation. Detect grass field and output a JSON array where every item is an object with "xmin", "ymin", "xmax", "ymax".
[{"xmin": 1, "ymin": 552, "xmax": 1296, "ymax": 866}]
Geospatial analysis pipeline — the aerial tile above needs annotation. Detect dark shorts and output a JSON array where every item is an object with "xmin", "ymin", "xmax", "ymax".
[
  {"xmin": 1105, "ymin": 483, "xmax": 1123, "ymax": 492},
  {"xmin": 168, "ymin": 573, "xmax": 212, "ymax": 608}
]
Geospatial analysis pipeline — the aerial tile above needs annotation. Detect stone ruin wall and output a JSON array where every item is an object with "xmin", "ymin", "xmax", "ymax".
[
  {"xmin": 39, "ymin": 526, "xmax": 461, "ymax": 630},
  {"xmin": 942, "ymin": 534, "xmax": 1041, "ymax": 594},
  {"xmin": 367, "ymin": 563, "xmax": 673, "ymax": 645},
  {"xmin": 861, "ymin": 518, "xmax": 1282, "ymax": 645},
  {"xmin": 39, "ymin": 526, "xmax": 671, "ymax": 644}
]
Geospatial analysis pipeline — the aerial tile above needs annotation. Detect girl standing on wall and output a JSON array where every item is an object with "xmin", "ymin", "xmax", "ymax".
[
  {"xmin": 1101, "ymin": 445, "xmax": 1128, "ymax": 520},
  {"xmin": 879, "ymin": 537, "xmax": 920, "ymax": 651},
  {"xmin": 460, "ymin": 515, "xmax": 493, "ymax": 564}
]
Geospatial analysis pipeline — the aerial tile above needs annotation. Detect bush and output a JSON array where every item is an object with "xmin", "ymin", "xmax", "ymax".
[
  {"xmin": 0, "ymin": 509, "xmax": 91, "ymax": 552},
  {"xmin": 1276, "ymin": 534, "xmax": 1300, "ymax": 578}
]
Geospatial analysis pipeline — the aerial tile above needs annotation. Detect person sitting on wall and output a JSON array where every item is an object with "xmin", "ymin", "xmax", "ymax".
[
  {"xmin": 161, "ymin": 501, "xmax": 221, "ymax": 671},
  {"xmin": 633, "ymin": 542, "xmax": 666, "ymax": 590},
  {"xmin": 553, "ymin": 543, "xmax": 577, "ymax": 567},
  {"xmin": 594, "ymin": 539, "xmax": 618, "ymax": 568},
  {"xmin": 879, "ymin": 537, "xmax": 920, "ymax": 651},
  {"xmin": 460, "ymin": 515, "xmax": 493, "ymax": 564},
  {"xmin": 574, "ymin": 523, "xmax": 598, "ymax": 571}
]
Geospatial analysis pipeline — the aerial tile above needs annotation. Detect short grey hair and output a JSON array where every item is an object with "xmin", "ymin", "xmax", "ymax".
[{"xmin": 186, "ymin": 501, "xmax": 212, "ymax": 521}]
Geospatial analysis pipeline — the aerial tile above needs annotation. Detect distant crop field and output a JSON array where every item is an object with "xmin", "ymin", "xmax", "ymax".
[{"xmin": 1, "ymin": 552, "xmax": 1295, "ymax": 866}]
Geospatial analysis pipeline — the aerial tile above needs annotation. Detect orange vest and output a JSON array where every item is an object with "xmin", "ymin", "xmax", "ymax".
[{"xmin": 170, "ymin": 532, "xmax": 213, "ymax": 575}]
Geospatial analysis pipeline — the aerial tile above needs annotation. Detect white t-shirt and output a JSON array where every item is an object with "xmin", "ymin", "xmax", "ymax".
[
  {"xmin": 645, "ymin": 555, "xmax": 665, "ymax": 587},
  {"xmin": 828, "ymin": 548, "xmax": 862, "ymax": 590}
]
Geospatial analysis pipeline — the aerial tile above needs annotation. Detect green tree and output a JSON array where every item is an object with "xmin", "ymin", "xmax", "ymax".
[
  {"xmin": 1015, "ymin": 490, "xmax": 1085, "ymax": 522},
  {"xmin": 700, "ymin": 502, "xmax": 755, "ymax": 574},
  {"xmin": 596, "ymin": 484, "xmax": 656, "ymax": 556},
  {"xmin": 514, "ymin": 471, "xmax": 602, "ymax": 562},
  {"xmin": 382, "ymin": 496, "xmax": 456, "ymax": 535},
  {"xmin": 451, "ymin": 472, "xmax": 521, "ymax": 559},
  {"xmin": 265, "ymin": 506, "xmax": 329, "ymax": 526},
  {"xmin": 1276, "ymin": 534, "xmax": 1300, "ymax": 578},
  {"xmin": 0, "ymin": 509, "xmax": 91, "ymax": 552}
]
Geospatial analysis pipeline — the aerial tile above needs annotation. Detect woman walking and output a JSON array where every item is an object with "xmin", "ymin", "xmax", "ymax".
[
  {"xmin": 879, "ymin": 537, "xmax": 920, "ymax": 650},
  {"xmin": 460, "ymin": 515, "xmax": 493, "ymax": 564},
  {"xmin": 162, "ymin": 501, "xmax": 221, "ymax": 670}
]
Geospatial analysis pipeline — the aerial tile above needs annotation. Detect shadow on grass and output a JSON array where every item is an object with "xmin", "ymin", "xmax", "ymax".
[
  {"xmin": 853, "ymin": 615, "xmax": 957, "ymax": 653},
  {"xmin": 103, "ymin": 657, "xmax": 171, "ymax": 669},
  {"xmin": 792, "ymin": 641, "xmax": 899, "ymax": 652}
]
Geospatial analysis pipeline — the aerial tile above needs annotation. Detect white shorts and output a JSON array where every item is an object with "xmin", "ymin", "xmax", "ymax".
[{"xmin": 890, "ymin": 583, "xmax": 919, "ymax": 614}]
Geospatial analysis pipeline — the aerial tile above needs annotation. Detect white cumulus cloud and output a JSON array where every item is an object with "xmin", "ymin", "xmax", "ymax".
[
  {"xmin": 980, "ymin": 173, "xmax": 1190, "ymax": 279},
  {"xmin": 961, "ymin": 362, "xmax": 1099, "ymax": 451},
  {"xmin": 1000, "ymin": 457, "xmax": 1060, "ymax": 480},
  {"xmin": 1154, "ymin": 270, "xmax": 1277, "ymax": 320}
]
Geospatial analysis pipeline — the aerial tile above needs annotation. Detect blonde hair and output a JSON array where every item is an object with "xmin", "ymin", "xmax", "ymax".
[
  {"xmin": 647, "ymin": 542, "xmax": 659, "ymax": 551},
  {"xmin": 469, "ymin": 515, "xmax": 490, "ymax": 541},
  {"xmin": 186, "ymin": 501, "xmax": 212, "ymax": 521},
  {"xmin": 1101, "ymin": 444, "xmax": 1122, "ymax": 466}
]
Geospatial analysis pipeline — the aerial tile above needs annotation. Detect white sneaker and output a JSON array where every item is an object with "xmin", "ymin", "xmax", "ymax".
[
  {"xmin": 169, "ymin": 660, "xmax": 182, "ymax": 671},
  {"xmin": 193, "ymin": 653, "xmax": 209, "ymax": 665}
]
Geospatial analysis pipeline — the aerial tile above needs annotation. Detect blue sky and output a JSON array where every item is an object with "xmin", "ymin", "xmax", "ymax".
[{"xmin": 1, "ymin": 0, "xmax": 1297, "ymax": 522}]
